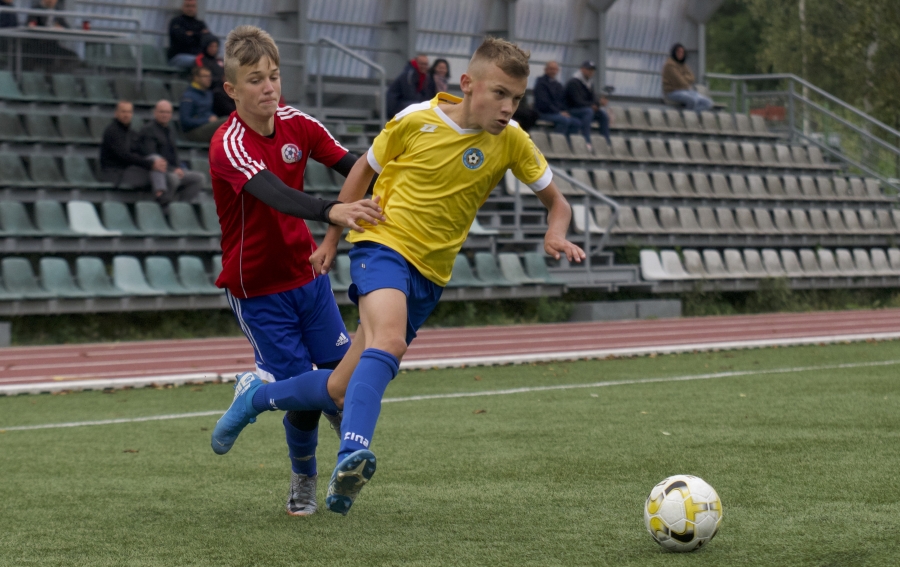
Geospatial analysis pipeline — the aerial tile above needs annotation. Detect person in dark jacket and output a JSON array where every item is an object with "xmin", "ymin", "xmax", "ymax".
[
  {"xmin": 423, "ymin": 58, "xmax": 449, "ymax": 99},
  {"xmin": 195, "ymin": 34, "xmax": 235, "ymax": 116},
  {"xmin": 533, "ymin": 61, "xmax": 579, "ymax": 139},
  {"xmin": 23, "ymin": 0, "xmax": 78, "ymax": 71},
  {"xmin": 167, "ymin": 0, "xmax": 210, "ymax": 69},
  {"xmin": 99, "ymin": 101, "xmax": 168, "ymax": 194},
  {"xmin": 386, "ymin": 54, "xmax": 429, "ymax": 119},
  {"xmin": 180, "ymin": 65, "xmax": 227, "ymax": 143},
  {"xmin": 564, "ymin": 60, "xmax": 610, "ymax": 146},
  {"xmin": 139, "ymin": 100, "xmax": 205, "ymax": 205},
  {"xmin": 1, "ymin": 0, "xmax": 18, "ymax": 28}
]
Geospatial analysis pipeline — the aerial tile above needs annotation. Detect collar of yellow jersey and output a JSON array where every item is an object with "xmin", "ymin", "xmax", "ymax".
[{"xmin": 435, "ymin": 92, "xmax": 462, "ymax": 105}]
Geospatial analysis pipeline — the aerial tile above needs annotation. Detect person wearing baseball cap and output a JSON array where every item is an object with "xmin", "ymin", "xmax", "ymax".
[{"xmin": 564, "ymin": 60, "xmax": 610, "ymax": 149}]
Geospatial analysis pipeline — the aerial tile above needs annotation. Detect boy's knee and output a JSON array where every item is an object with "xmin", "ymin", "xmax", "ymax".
[{"xmin": 371, "ymin": 336, "xmax": 407, "ymax": 359}]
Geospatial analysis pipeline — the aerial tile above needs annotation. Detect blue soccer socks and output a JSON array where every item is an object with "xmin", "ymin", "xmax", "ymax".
[
  {"xmin": 250, "ymin": 369, "xmax": 339, "ymax": 414},
  {"xmin": 337, "ymin": 349, "xmax": 399, "ymax": 462},
  {"xmin": 283, "ymin": 413, "xmax": 318, "ymax": 476},
  {"xmin": 211, "ymin": 372, "xmax": 264, "ymax": 454}
]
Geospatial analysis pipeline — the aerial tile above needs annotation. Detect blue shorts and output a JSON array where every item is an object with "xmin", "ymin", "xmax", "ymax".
[
  {"xmin": 225, "ymin": 275, "xmax": 350, "ymax": 382},
  {"xmin": 347, "ymin": 242, "xmax": 443, "ymax": 344}
]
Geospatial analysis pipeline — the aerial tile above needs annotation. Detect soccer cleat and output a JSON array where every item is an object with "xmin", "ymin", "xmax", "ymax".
[
  {"xmin": 210, "ymin": 372, "xmax": 263, "ymax": 455},
  {"xmin": 325, "ymin": 449, "xmax": 376, "ymax": 515},
  {"xmin": 286, "ymin": 472, "xmax": 317, "ymax": 516},
  {"xmin": 322, "ymin": 410, "xmax": 343, "ymax": 440}
]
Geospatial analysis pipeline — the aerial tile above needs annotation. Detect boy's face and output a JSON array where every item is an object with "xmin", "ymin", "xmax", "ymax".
[
  {"xmin": 227, "ymin": 56, "xmax": 281, "ymax": 120},
  {"xmin": 461, "ymin": 62, "xmax": 526, "ymax": 135}
]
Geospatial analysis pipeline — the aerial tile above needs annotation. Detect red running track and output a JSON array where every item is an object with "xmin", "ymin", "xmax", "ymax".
[{"xmin": 3, "ymin": 308, "xmax": 900, "ymax": 390}]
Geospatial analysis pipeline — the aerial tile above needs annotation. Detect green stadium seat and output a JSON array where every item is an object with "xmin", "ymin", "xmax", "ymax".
[
  {"xmin": 113, "ymin": 255, "xmax": 164, "ymax": 295},
  {"xmin": 88, "ymin": 116, "xmax": 110, "ymax": 141},
  {"xmin": 67, "ymin": 201, "xmax": 120, "ymax": 236},
  {"xmin": 212, "ymin": 254, "xmax": 223, "ymax": 281},
  {"xmin": 0, "ymin": 112, "xmax": 29, "ymax": 142},
  {"xmin": 20, "ymin": 72, "xmax": 56, "ymax": 101},
  {"xmin": 177, "ymin": 255, "xmax": 220, "ymax": 294},
  {"xmin": 141, "ymin": 44, "xmax": 176, "ymax": 73},
  {"xmin": 140, "ymin": 77, "xmax": 172, "ymax": 105},
  {"xmin": 446, "ymin": 254, "xmax": 485, "ymax": 288},
  {"xmin": 0, "ymin": 152, "xmax": 37, "ymax": 187},
  {"xmin": 144, "ymin": 256, "xmax": 190, "ymax": 294},
  {"xmin": 113, "ymin": 76, "xmax": 140, "ymax": 102},
  {"xmin": 168, "ymin": 202, "xmax": 215, "ymax": 236},
  {"xmin": 109, "ymin": 44, "xmax": 137, "ymax": 68},
  {"xmin": 75, "ymin": 256, "xmax": 124, "ymax": 297},
  {"xmin": 24, "ymin": 114, "xmax": 62, "ymax": 142},
  {"xmin": 498, "ymin": 253, "xmax": 544, "ymax": 285},
  {"xmin": 34, "ymin": 200, "xmax": 76, "ymax": 236},
  {"xmin": 0, "ymin": 279, "xmax": 23, "ymax": 300},
  {"xmin": 169, "ymin": 79, "xmax": 189, "ymax": 101},
  {"xmin": 84, "ymin": 43, "xmax": 108, "ymax": 67},
  {"xmin": 135, "ymin": 201, "xmax": 178, "ymax": 235},
  {"xmin": 305, "ymin": 160, "xmax": 339, "ymax": 192},
  {"xmin": 58, "ymin": 115, "xmax": 94, "ymax": 143},
  {"xmin": 197, "ymin": 201, "xmax": 221, "ymax": 234},
  {"xmin": 2, "ymin": 258, "xmax": 53, "ymax": 298},
  {"xmin": 189, "ymin": 157, "xmax": 211, "ymax": 188},
  {"xmin": 0, "ymin": 70, "xmax": 25, "ymax": 100},
  {"xmin": 28, "ymin": 155, "xmax": 68, "ymax": 187},
  {"xmin": 50, "ymin": 74, "xmax": 85, "ymax": 103},
  {"xmin": 523, "ymin": 252, "xmax": 563, "ymax": 284},
  {"xmin": 82, "ymin": 76, "xmax": 117, "ymax": 104},
  {"xmin": 474, "ymin": 252, "xmax": 514, "ymax": 286},
  {"xmin": 101, "ymin": 201, "xmax": 144, "ymax": 236},
  {"xmin": 63, "ymin": 155, "xmax": 112, "ymax": 189},
  {"xmin": 0, "ymin": 201, "xmax": 40, "ymax": 236},
  {"xmin": 39, "ymin": 257, "xmax": 90, "ymax": 298}
]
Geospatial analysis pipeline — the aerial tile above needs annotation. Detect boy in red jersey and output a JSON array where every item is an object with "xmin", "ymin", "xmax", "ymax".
[{"xmin": 208, "ymin": 25, "xmax": 383, "ymax": 517}]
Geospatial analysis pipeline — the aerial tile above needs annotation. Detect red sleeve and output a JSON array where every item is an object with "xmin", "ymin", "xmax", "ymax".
[
  {"xmin": 304, "ymin": 117, "xmax": 349, "ymax": 167},
  {"xmin": 209, "ymin": 123, "xmax": 268, "ymax": 194}
]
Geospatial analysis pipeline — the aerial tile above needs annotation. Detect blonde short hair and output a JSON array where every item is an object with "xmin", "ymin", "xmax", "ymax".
[
  {"xmin": 224, "ymin": 25, "xmax": 280, "ymax": 84},
  {"xmin": 469, "ymin": 36, "xmax": 531, "ymax": 79}
]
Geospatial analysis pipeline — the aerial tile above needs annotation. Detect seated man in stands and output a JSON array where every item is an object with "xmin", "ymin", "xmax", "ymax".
[
  {"xmin": 385, "ymin": 53, "xmax": 429, "ymax": 119},
  {"xmin": 139, "ymin": 100, "xmax": 205, "ymax": 205},
  {"xmin": 662, "ymin": 43, "xmax": 713, "ymax": 111},
  {"xmin": 167, "ymin": 0, "xmax": 210, "ymax": 69},
  {"xmin": 99, "ymin": 101, "xmax": 169, "ymax": 198},
  {"xmin": 180, "ymin": 65, "xmax": 227, "ymax": 143},
  {"xmin": 564, "ymin": 60, "xmax": 611, "ymax": 147},
  {"xmin": 533, "ymin": 61, "xmax": 579, "ymax": 139}
]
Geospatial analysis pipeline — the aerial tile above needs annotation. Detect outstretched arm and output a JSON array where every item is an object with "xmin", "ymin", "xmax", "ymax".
[
  {"xmin": 310, "ymin": 155, "xmax": 378, "ymax": 274},
  {"xmin": 535, "ymin": 181, "xmax": 586, "ymax": 262}
]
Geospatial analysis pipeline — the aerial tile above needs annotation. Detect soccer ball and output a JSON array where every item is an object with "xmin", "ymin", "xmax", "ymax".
[{"xmin": 644, "ymin": 475, "xmax": 722, "ymax": 552}]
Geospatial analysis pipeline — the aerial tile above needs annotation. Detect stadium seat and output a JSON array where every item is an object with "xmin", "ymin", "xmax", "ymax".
[
  {"xmin": 876, "ymin": 209, "xmax": 894, "ymax": 233},
  {"xmin": 0, "ymin": 70, "xmax": 25, "ymax": 100},
  {"xmin": 474, "ymin": 252, "xmax": 514, "ymax": 286},
  {"xmin": 852, "ymin": 249, "xmax": 876, "ymax": 276},
  {"xmin": 664, "ymin": 109, "xmax": 687, "ymax": 131},
  {"xmin": 864, "ymin": 179, "xmax": 883, "ymax": 200},
  {"xmin": 571, "ymin": 204, "xmax": 604, "ymax": 234},
  {"xmin": 652, "ymin": 172, "xmax": 676, "ymax": 196},
  {"xmin": 808, "ymin": 209, "xmax": 829, "ymax": 233},
  {"xmin": 0, "ymin": 201, "xmax": 40, "ymax": 236},
  {"xmin": 305, "ymin": 160, "xmax": 339, "ymax": 192},
  {"xmin": 858, "ymin": 209, "xmax": 880, "ymax": 233},
  {"xmin": 135, "ymin": 202, "xmax": 178, "ymax": 236},
  {"xmin": 68, "ymin": 201, "xmax": 120, "ymax": 236},
  {"xmin": 446, "ymin": 254, "xmax": 484, "ymax": 288},
  {"xmin": 168, "ymin": 203, "xmax": 215, "ymax": 236},
  {"xmin": 50, "ymin": 74, "xmax": 85, "ymax": 103},
  {"xmin": 39, "ymin": 257, "xmax": 90, "ymax": 298},
  {"xmin": 799, "ymin": 176, "xmax": 817, "ymax": 198},
  {"xmin": 695, "ymin": 207, "xmax": 719, "ymax": 233},
  {"xmin": 658, "ymin": 206, "xmax": 681, "ymax": 232},
  {"xmin": 498, "ymin": 253, "xmax": 544, "ymax": 284},
  {"xmin": 753, "ymin": 208, "xmax": 777, "ymax": 234},
  {"xmin": 668, "ymin": 139, "xmax": 689, "ymax": 163},
  {"xmin": 704, "ymin": 141, "xmax": 728, "ymax": 165},
  {"xmin": 834, "ymin": 249, "xmax": 857, "ymax": 275},
  {"xmin": 590, "ymin": 136, "xmax": 612, "ymax": 159},
  {"xmin": 815, "ymin": 176, "xmax": 836, "ymax": 199},
  {"xmin": 592, "ymin": 169, "xmax": 613, "ymax": 193},
  {"xmin": 177, "ymin": 256, "xmax": 221, "ymax": 294},
  {"xmin": 523, "ymin": 252, "xmax": 563, "ymax": 284},
  {"xmin": 113, "ymin": 255, "xmax": 164, "ymax": 295},
  {"xmin": 593, "ymin": 205, "xmax": 613, "ymax": 229},
  {"xmin": 326, "ymin": 255, "xmax": 351, "ymax": 292},
  {"xmin": 611, "ymin": 170, "xmax": 635, "ymax": 194},
  {"xmin": 113, "ymin": 76, "xmax": 140, "ymax": 103},
  {"xmin": 761, "ymin": 249, "xmax": 787, "ymax": 277},
  {"xmin": 790, "ymin": 209, "xmax": 815, "ymax": 234},
  {"xmin": 740, "ymin": 143, "xmax": 759, "ymax": 164},
  {"xmin": 610, "ymin": 136, "xmax": 632, "ymax": 160},
  {"xmin": 722, "ymin": 142, "xmax": 743, "ymax": 165},
  {"xmin": 2, "ymin": 257, "xmax": 53, "ymax": 298},
  {"xmin": 735, "ymin": 208, "xmax": 758, "ymax": 233},
  {"xmin": 608, "ymin": 106, "xmax": 628, "ymax": 128},
  {"xmin": 28, "ymin": 155, "xmax": 68, "ymax": 187},
  {"xmin": 197, "ymin": 201, "xmax": 220, "ymax": 234},
  {"xmin": 672, "ymin": 173, "xmax": 692, "ymax": 196},
  {"xmin": 747, "ymin": 175, "xmax": 767, "ymax": 198},
  {"xmin": 825, "ymin": 209, "xmax": 848, "ymax": 233},
  {"xmin": 729, "ymin": 174, "xmax": 750, "ymax": 198},
  {"xmin": 569, "ymin": 136, "xmax": 594, "ymax": 159},
  {"xmin": 717, "ymin": 112, "xmax": 737, "ymax": 134},
  {"xmin": 775, "ymin": 145, "xmax": 794, "ymax": 166},
  {"xmin": 76, "ymin": 256, "xmax": 125, "ymax": 297},
  {"xmin": 145, "ymin": 256, "xmax": 191, "ymax": 294},
  {"xmin": 648, "ymin": 138, "xmax": 671, "ymax": 162},
  {"xmin": 692, "ymin": 173, "xmax": 714, "ymax": 197},
  {"xmin": 99, "ymin": 201, "xmax": 143, "ymax": 235},
  {"xmin": 765, "ymin": 175, "xmax": 785, "ymax": 198},
  {"xmin": 832, "ymin": 177, "xmax": 850, "ymax": 199},
  {"xmin": 0, "ymin": 112, "xmax": 29, "ymax": 142},
  {"xmin": 757, "ymin": 144, "xmax": 778, "ymax": 166},
  {"xmin": 799, "ymin": 249, "xmax": 823, "ymax": 276},
  {"xmin": 629, "ymin": 138, "xmax": 652, "ymax": 161},
  {"xmin": 723, "ymin": 249, "xmax": 749, "ymax": 277},
  {"xmin": 23, "ymin": 114, "xmax": 62, "ymax": 143},
  {"xmin": 743, "ymin": 249, "xmax": 767, "ymax": 277},
  {"xmin": 842, "ymin": 209, "xmax": 863, "ymax": 234},
  {"xmin": 548, "ymin": 133, "xmax": 573, "ymax": 158},
  {"xmin": 772, "ymin": 208, "xmax": 794, "ymax": 233},
  {"xmin": 699, "ymin": 111, "xmax": 720, "ymax": 133},
  {"xmin": 34, "ymin": 200, "xmax": 76, "ymax": 236},
  {"xmin": 83, "ymin": 76, "xmax": 117, "ymax": 104},
  {"xmin": 702, "ymin": 250, "xmax": 729, "ymax": 278},
  {"xmin": 212, "ymin": 254, "xmax": 223, "ymax": 281},
  {"xmin": 58, "ymin": 115, "xmax": 94, "ymax": 143},
  {"xmin": 470, "ymin": 217, "xmax": 499, "ymax": 236},
  {"xmin": 780, "ymin": 250, "xmax": 804, "ymax": 277},
  {"xmin": 640, "ymin": 250, "xmax": 668, "ymax": 281},
  {"xmin": 647, "ymin": 108, "xmax": 668, "ymax": 131},
  {"xmin": 140, "ymin": 77, "xmax": 173, "ymax": 105},
  {"xmin": 686, "ymin": 140, "xmax": 708, "ymax": 163},
  {"xmin": 735, "ymin": 114, "xmax": 753, "ymax": 135},
  {"xmin": 791, "ymin": 146, "xmax": 811, "ymax": 166},
  {"xmin": 88, "ymin": 116, "xmax": 110, "ymax": 141},
  {"xmin": 816, "ymin": 249, "xmax": 841, "ymax": 277},
  {"xmin": 808, "ymin": 146, "xmax": 828, "ymax": 167},
  {"xmin": 750, "ymin": 115, "xmax": 770, "ymax": 135},
  {"xmin": 660, "ymin": 250, "xmax": 693, "ymax": 279},
  {"xmin": 63, "ymin": 155, "xmax": 111, "ymax": 189},
  {"xmin": 626, "ymin": 107, "xmax": 650, "ymax": 130},
  {"xmin": 636, "ymin": 206, "xmax": 663, "ymax": 233},
  {"xmin": 870, "ymin": 249, "xmax": 897, "ymax": 276},
  {"xmin": 20, "ymin": 72, "xmax": 55, "ymax": 101},
  {"xmin": 716, "ymin": 208, "xmax": 740, "ymax": 233},
  {"xmin": 783, "ymin": 176, "xmax": 801, "ymax": 198},
  {"xmin": 681, "ymin": 249, "xmax": 706, "ymax": 277},
  {"xmin": 169, "ymin": 79, "xmax": 190, "ymax": 101}
]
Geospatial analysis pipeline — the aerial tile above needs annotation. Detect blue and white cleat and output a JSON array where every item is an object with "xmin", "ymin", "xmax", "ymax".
[
  {"xmin": 325, "ymin": 449, "xmax": 377, "ymax": 515},
  {"xmin": 210, "ymin": 372, "xmax": 263, "ymax": 455}
]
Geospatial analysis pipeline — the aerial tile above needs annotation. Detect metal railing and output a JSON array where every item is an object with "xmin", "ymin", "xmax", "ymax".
[
  {"xmin": 707, "ymin": 73, "xmax": 900, "ymax": 193},
  {"xmin": 315, "ymin": 37, "xmax": 386, "ymax": 126}
]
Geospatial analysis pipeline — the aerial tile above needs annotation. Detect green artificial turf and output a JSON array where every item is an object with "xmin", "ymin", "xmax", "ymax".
[{"xmin": 1, "ymin": 341, "xmax": 899, "ymax": 566}]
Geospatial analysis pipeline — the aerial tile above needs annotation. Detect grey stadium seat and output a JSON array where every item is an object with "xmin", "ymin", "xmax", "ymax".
[
  {"xmin": 446, "ymin": 254, "xmax": 485, "ymax": 288},
  {"xmin": 682, "ymin": 249, "xmax": 707, "ymax": 278},
  {"xmin": 113, "ymin": 255, "xmax": 164, "ymax": 295},
  {"xmin": 2, "ymin": 257, "xmax": 53, "ymax": 298},
  {"xmin": 523, "ymin": 252, "xmax": 563, "ymax": 284},
  {"xmin": 68, "ymin": 201, "xmax": 120, "ymax": 236},
  {"xmin": 816, "ymin": 249, "xmax": 841, "ymax": 277},
  {"xmin": 144, "ymin": 256, "xmax": 190, "ymax": 294},
  {"xmin": 695, "ymin": 207, "xmax": 719, "ymax": 234},
  {"xmin": 702, "ymin": 250, "xmax": 729, "ymax": 278},
  {"xmin": 0, "ymin": 201, "xmax": 40, "ymax": 236},
  {"xmin": 0, "ymin": 152, "xmax": 38, "ymax": 188},
  {"xmin": 799, "ymin": 249, "xmax": 823, "ymax": 276},
  {"xmin": 762, "ymin": 249, "xmax": 786, "ymax": 277},
  {"xmin": 640, "ymin": 250, "xmax": 668, "ymax": 281},
  {"xmin": 743, "ymin": 249, "xmax": 767, "ymax": 277},
  {"xmin": 34, "ymin": 200, "xmax": 75, "ymax": 236},
  {"xmin": 852, "ymin": 249, "xmax": 876, "ymax": 276},
  {"xmin": 39, "ymin": 257, "xmax": 90, "ymax": 297},
  {"xmin": 498, "ymin": 253, "xmax": 544, "ymax": 284},
  {"xmin": 780, "ymin": 250, "xmax": 805, "ymax": 277},
  {"xmin": 660, "ymin": 250, "xmax": 693, "ymax": 279},
  {"xmin": 474, "ymin": 252, "xmax": 514, "ymax": 286},
  {"xmin": 723, "ymin": 249, "xmax": 749, "ymax": 278},
  {"xmin": 177, "ymin": 256, "xmax": 221, "ymax": 294}
]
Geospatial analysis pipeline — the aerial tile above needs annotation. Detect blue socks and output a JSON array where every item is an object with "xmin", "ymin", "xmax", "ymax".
[
  {"xmin": 250, "ymin": 369, "xmax": 339, "ymax": 414},
  {"xmin": 283, "ymin": 414, "xmax": 318, "ymax": 476},
  {"xmin": 337, "ymin": 348, "xmax": 399, "ymax": 461}
]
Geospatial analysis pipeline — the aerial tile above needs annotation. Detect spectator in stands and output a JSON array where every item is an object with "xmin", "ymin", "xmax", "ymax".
[
  {"xmin": 99, "ymin": 101, "xmax": 169, "ymax": 198},
  {"xmin": 512, "ymin": 97, "xmax": 539, "ymax": 132},
  {"xmin": 386, "ymin": 53, "xmax": 429, "ymax": 119},
  {"xmin": 0, "ymin": 0, "xmax": 18, "ymax": 28},
  {"xmin": 564, "ymin": 60, "xmax": 611, "ymax": 147},
  {"xmin": 180, "ymin": 65, "xmax": 227, "ymax": 143},
  {"xmin": 167, "ymin": 0, "xmax": 210, "ymax": 70},
  {"xmin": 139, "ymin": 100, "xmax": 205, "ymax": 205},
  {"xmin": 662, "ymin": 43, "xmax": 713, "ymax": 111},
  {"xmin": 195, "ymin": 33, "xmax": 235, "ymax": 116},
  {"xmin": 533, "ymin": 61, "xmax": 579, "ymax": 139},
  {"xmin": 423, "ymin": 58, "xmax": 450, "ymax": 98},
  {"xmin": 24, "ymin": 0, "xmax": 78, "ymax": 71}
]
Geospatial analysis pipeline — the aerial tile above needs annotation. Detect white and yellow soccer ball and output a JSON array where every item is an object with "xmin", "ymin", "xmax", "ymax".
[{"xmin": 644, "ymin": 475, "xmax": 722, "ymax": 552}]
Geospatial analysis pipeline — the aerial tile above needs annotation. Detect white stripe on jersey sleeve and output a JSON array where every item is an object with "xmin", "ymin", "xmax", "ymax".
[
  {"xmin": 222, "ymin": 120, "xmax": 256, "ymax": 180},
  {"xmin": 366, "ymin": 147, "xmax": 383, "ymax": 174},
  {"xmin": 235, "ymin": 124, "xmax": 266, "ymax": 172}
]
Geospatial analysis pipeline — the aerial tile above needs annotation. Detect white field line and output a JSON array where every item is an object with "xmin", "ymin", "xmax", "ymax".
[{"xmin": 3, "ymin": 358, "xmax": 900, "ymax": 432}]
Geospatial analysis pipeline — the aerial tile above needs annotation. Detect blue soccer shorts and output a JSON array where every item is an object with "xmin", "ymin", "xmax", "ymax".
[
  {"xmin": 347, "ymin": 241, "xmax": 443, "ymax": 344},
  {"xmin": 225, "ymin": 275, "xmax": 351, "ymax": 382}
]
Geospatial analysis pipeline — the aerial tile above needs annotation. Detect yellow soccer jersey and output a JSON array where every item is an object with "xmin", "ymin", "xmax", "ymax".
[{"xmin": 347, "ymin": 93, "xmax": 552, "ymax": 286}]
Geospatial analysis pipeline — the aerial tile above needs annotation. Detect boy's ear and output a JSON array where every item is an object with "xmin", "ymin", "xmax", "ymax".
[
  {"xmin": 460, "ymin": 73, "xmax": 473, "ymax": 96},
  {"xmin": 223, "ymin": 81, "xmax": 237, "ymax": 100}
]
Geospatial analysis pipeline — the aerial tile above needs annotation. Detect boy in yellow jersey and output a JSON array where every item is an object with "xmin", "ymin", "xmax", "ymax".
[{"xmin": 310, "ymin": 37, "xmax": 585, "ymax": 515}]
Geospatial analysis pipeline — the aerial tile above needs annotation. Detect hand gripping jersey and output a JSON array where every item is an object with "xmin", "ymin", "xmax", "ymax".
[
  {"xmin": 347, "ymin": 93, "xmax": 551, "ymax": 286},
  {"xmin": 210, "ymin": 106, "xmax": 348, "ymax": 298}
]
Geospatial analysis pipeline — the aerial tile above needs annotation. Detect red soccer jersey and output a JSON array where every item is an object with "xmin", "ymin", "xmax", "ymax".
[{"xmin": 209, "ymin": 105, "xmax": 348, "ymax": 298}]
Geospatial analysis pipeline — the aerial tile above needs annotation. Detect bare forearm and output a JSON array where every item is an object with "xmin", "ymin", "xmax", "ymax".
[
  {"xmin": 542, "ymin": 192, "xmax": 572, "ymax": 240},
  {"xmin": 322, "ymin": 156, "xmax": 377, "ymax": 244}
]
